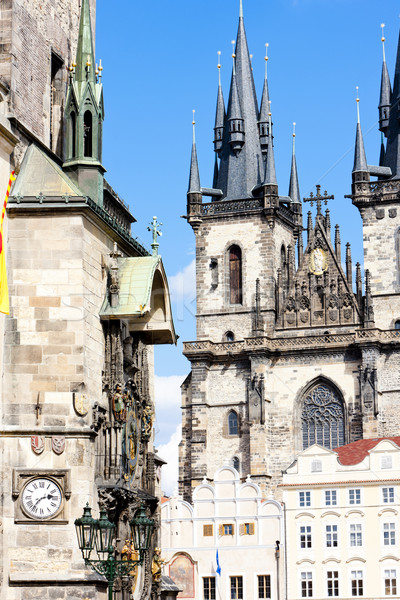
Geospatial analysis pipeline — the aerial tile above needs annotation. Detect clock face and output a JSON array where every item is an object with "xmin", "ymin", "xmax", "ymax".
[{"xmin": 21, "ymin": 478, "xmax": 63, "ymax": 520}]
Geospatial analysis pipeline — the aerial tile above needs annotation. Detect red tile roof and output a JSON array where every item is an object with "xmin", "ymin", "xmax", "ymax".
[{"xmin": 334, "ymin": 437, "xmax": 400, "ymax": 465}]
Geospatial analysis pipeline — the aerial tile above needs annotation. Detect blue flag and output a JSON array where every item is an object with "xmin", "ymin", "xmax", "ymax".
[{"xmin": 216, "ymin": 549, "xmax": 221, "ymax": 576}]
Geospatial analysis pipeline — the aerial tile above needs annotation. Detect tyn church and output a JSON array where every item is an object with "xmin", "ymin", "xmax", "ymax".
[{"xmin": 179, "ymin": 3, "xmax": 400, "ymax": 501}]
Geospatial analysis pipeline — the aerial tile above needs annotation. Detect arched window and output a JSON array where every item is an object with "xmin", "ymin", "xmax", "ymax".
[
  {"xmin": 84, "ymin": 110, "xmax": 93, "ymax": 157},
  {"xmin": 225, "ymin": 331, "xmax": 235, "ymax": 342},
  {"xmin": 301, "ymin": 382, "xmax": 345, "ymax": 450},
  {"xmin": 228, "ymin": 411, "xmax": 238, "ymax": 436},
  {"xmin": 229, "ymin": 245, "xmax": 242, "ymax": 305},
  {"xmin": 395, "ymin": 320, "xmax": 400, "ymax": 330},
  {"xmin": 232, "ymin": 456, "xmax": 240, "ymax": 473},
  {"xmin": 70, "ymin": 111, "xmax": 76, "ymax": 158}
]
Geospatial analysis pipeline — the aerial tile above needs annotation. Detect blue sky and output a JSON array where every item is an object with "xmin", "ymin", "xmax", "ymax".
[{"xmin": 96, "ymin": 0, "xmax": 400, "ymax": 491}]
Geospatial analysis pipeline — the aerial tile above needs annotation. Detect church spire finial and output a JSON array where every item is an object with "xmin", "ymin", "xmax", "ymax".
[
  {"xmin": 353, "ymin": 87, "xmax": 368, "ymax": 174},
  {"xmin": 188, "ymin": 111, "xmax": 201, "ymax": 193},
  {"xmin": 74, "ymin": 0, "xmax": 96, "ymax": 85},
  {"xmin": 263, "ymin": 103, "xmax": 277, "ymax": 186},
  {"xmin": 239, "ymin": 0, "xmax": 243, "ymax": 18},
  {"xmin": 379, "ymin": 23, "xmax": 392, "ymax": 136},
  {"xmin": 289, "ymin": 122, "xmax": 301, "ymax": 204},
  {"xmin": 258, "ymin": 43, "xmax": 271, "ymax": 154},
  {"xmin": 214, "ymin": 52, "xmax": 225, "ymax": 156}
]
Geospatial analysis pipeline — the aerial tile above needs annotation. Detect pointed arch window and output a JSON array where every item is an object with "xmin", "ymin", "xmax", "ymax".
[
  {"xmin": 228, "ymin": 411, "xmax": 238, "ymax": 436},
  {"xmin": 232, "ymin": 456, "xmax": 240, "ymax": 473},
  {"xmin": 229, "ymin": 245, "xmax": 242, "ymax": 305},
  {"xmin": 70, "ymin": 110, "xmax": 76, "ymax": 158},
  {"xmin": 301, "ymin": 383, "xmax": 345, "ymax": 450},
  {"xmin": 84, "ymin": 110, "xmax": 93, "ymax": 157}
]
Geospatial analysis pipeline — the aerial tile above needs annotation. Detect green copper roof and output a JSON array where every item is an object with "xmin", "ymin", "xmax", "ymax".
[
  {"xmin": 75, "ymin": 0, "xmax": 96, "ymax": 86},
  {"xmin": 101, "ymin": 256, "xmax": 161, "ymax": 317},
  {"xmin": 12, "ymin": 144, "xmax": 83, "ymax": 197}
]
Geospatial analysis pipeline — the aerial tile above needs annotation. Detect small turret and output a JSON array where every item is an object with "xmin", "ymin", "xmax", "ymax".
[
  {"xmin": 188, "ymin": 112, "xmax": 201, "ymax": 194},
  {"xmin": 379, "ymin": 24, "xmax": 392, "ymax": 135},
  {"xmin": 346, "ymin": 242, "xmax": 352, "ymax": 287},
  {"xmin": 213, "ymin": 52, "xmax": 226, "ymax": 156},
  {"xmin": 63, "ymin": 0, "xmax": 105, "ymax": 205},
  {"xmin": 263, "ymin": 106, "xmax": 277, "ymax": 193},
  {"xmin": 258, "ymin": 43, "xmax": 271, "ymax": 154},
  {"xmin": 352, "ymin": 88, "xmax": 369, "ymax": 184},
  {"xmin": 334, "ymin": 224, "xmax": 341, "ymax": 261},
  {"xmin": 288, "ymin": 122, "xmax": 301, "ymax": 205},
  {"xmin": 227, "ymin": 45, "xmax": 245, "ymax": 156}
]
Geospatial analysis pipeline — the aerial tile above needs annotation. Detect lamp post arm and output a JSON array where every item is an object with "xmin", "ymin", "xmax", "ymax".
[{"xmin": 85, "ymin": 555, "xmax": 143, "ymax": 600}]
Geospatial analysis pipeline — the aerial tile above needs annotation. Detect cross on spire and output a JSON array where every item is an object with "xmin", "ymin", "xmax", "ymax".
[
  {"xmin": 147, "ymin": 216, "xmax": 163, "ymax": 256},
  {"xmin": 303, "ymin": 185, "xmax": 334, "ymax": 216}
]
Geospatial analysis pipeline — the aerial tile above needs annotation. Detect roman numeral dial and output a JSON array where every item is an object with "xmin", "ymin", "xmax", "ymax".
[{"xmin": 21, "ymin": 477, "xmax": 62, "ymax": 520}]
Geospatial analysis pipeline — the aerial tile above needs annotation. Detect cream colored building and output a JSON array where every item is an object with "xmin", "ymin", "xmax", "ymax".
[
  {"xmin": 161, "ymin": 467, "xmax": 284, "ymax": 600},
  {"xmin": 281, "ymin": 438, "xmax": 400, "ymax": 600}
]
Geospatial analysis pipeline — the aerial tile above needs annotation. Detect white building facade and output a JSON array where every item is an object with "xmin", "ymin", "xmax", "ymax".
[
  {"xmin": 161, "ymin": 467, "xmax": 285, "ymax": 600},
  {"xmin": 281, "ymin": 438, "xmax": 400, "ymax": 600}
]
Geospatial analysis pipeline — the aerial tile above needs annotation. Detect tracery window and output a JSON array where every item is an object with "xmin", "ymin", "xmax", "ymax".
[
  {"xmin": 301, "ymin": 383, "xmax": 345, "ymax": 450},
  {"xmin": 229, "ymin": 245, "xmax": 242, "ymax": 305}
]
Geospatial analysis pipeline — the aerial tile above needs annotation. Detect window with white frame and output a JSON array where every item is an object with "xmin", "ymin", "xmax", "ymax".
[
  {"xmin": 384, "ymin": 570, "xmax": 397, "ymax": 596},
  {"xmin": 301, "ymin": 572, "xmax": 313, "ymax": 598},
  {"xmin": 299, "ymin": 491, "xmax": 311, "ymax": 507},
  {"xmin": 258, "ymin": 575, "xmax": 271, "ymax": 599},
  {"xmin": 327, "ymin": 571, "xmax": 339, "ymax": 597},
  {"xmin": 300, "ymin": 525, "xmax": 312, "ymax": 548},
  {"xmin": 326, "ymin": 524, "xmax": 338, "ymax": 548},
  {"xmin": 325, "ymin": 490, "xmax": 337, "ymax": 506},
  {"xmin": 350, "ymin": 523, "xmax": 363, "ymax": 547},
  {"xmin": 382, "ymin": 487, "xmax": 395, "ymax": 504},
  {"xmin": 311, "ymin": 460, "xmax": 322, "ymax": 473},
  {"xmin": 351, "ymin": 570, "xmax": 363, "ymax": 596},
  {"xmin": 383, "ymin": 523, "xmax": 396, "ymax": 546},
  {"xmin": 349, "ymin": 488, "xmax": 361, "ymax": 505}
]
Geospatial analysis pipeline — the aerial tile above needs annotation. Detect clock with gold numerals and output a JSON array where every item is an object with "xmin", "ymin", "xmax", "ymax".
[{"xmin": 21, "ymin": 477, "xmax": 63, "ymax": 520}]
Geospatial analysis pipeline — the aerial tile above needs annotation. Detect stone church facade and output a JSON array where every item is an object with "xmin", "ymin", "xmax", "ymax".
[
  {"xmin": 0, "ymin": 1, "xmax": 175, "ymax": 600},
  {"xmin": 179, "ymin": 6, "xmax": 400, "ymax": 501}
]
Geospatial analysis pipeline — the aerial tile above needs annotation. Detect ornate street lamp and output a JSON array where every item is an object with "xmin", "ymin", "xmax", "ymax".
[{"xmin": 75, "ymin": 503, "xmax": 154, "ymax": 600}]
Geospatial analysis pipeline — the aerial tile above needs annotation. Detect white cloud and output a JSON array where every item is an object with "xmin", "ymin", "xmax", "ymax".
[
  {"xmin": 154, "ymin": 374, "xmax": 185, "ymax": 410},
  {"xmin": 157, "ymin": 424, "xmax": 181, "ymax": 496},
  {"xmin": 168, "ymin": 260, "xmax": 196, "ymax": 320}
]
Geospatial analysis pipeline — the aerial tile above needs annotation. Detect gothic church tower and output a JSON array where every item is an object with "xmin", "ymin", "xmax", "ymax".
[{"xmin": 179, "ymin": 4, "xmax": 400, "ymax": 501}]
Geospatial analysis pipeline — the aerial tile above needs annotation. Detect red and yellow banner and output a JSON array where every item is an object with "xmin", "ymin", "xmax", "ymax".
[{"xmin": 0, "ymin": 171, "xmax": 16, "ymax": 315}]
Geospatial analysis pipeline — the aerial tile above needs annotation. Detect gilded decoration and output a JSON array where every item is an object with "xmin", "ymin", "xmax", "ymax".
[{"xmin": 309, "ymin": 247, "xmax": 328, "ymax": 275}]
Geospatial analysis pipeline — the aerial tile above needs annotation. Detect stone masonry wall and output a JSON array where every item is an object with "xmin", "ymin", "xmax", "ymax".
[
  {"xmin": 361, "ymin": 203, "xmax": 400, "ymax": 329},
  {"xmin": 195, "ymin": 214, "xmax": 295, "ymax": 341},
  {"xmin": 0, "ymin": 0, "xmax": 96, "ymax": 159}
]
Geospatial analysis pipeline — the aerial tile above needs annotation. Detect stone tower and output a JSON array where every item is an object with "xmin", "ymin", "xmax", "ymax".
[
  {"xmin": 179, "ymin": 5, "xmax": 400, "ymax": 502},
  {"xmin": 0, "ymin": 1, "xmax": 176, "ymax": 599}
]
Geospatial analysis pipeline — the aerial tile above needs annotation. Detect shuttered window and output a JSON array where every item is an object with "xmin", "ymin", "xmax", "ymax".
[{"xmin": 203, "ymin": 524, "xmax": 213, "ymax": 536}]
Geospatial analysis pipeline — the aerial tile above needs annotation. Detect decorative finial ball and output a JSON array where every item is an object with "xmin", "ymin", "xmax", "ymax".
[
  {"xmin": 382, "ymin": 37, "xmax": 386, "ymax": 42},
  {"xmin": 218, "ymin": 50, "xmax": 221, "ymax": 55},
  {"xmin": 381, "ymin": 23, "xmax": 385, "ymax": 28}
]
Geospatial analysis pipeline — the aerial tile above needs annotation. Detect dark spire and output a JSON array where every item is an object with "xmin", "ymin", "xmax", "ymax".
[
  {"xmin": 379, "ymin": 24, "xmax": 392, "ymax": 135},
  {"xmin": 214, "ymin": 52, "xmax": 226, "ymax": 156},
  {"xmin": 263, "ymin": 111, "xmax": 277, "ymax": 185},
  {"xmin": 258, "ymin": 43, "xmax": 271, "ymax": 154},
  {"xmin": 288, "ymin": 123, "xmax": 301, "ymax": 204},
  {"xmin": 227, "ymin": 67, "xmax": 245, "ymax": 155},
  {"xmin": 384, "ymin": 26, "xmax": 400, "ymax": 178},
  {"xmin": 353, "ymin": 91, "xmax": 368, "ymax": 174},
  {"xmin": 325, "ymin": 208, "xmax": 331, "ymax": 237},
  {"xmin": 216, "ymin": 1, "xmax": 263, "ymax": 199},
  {"xmin": 213, "ymin": 155, "xmax": 219, "ymax": 189},
  {"xmin": 379, "ymin": 132, "xmax": 386, "ymax": 166},
  {"xmin": 188, "ymin": 116, "xmax": 201, "ymax": 193}
]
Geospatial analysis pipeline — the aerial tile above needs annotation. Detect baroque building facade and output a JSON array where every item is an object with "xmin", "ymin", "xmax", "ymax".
[
  {"xmin": 0, "ymin": 1, "xmax": 175, "ymax": 600},
  {"xmin": 179, "ymin": 5, "xmax": 400, "ymax": 501},
  {"xmin": 281, "ymin": 438, "xmax": 400, "ymax": 600}
]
